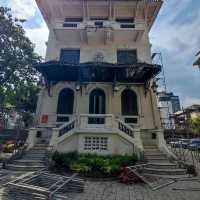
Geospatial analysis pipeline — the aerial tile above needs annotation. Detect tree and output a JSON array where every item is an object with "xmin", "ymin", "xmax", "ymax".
[
  {"xmin": 190, "ymin": 115, "xmax": 200, "ymax": 137},
  {"xmin": 0, "ymin": 7, "xmax": 42, "ymax": 112}
]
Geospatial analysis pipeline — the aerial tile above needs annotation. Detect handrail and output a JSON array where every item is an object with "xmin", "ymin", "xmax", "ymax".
[
  {"xmin": 44, "ymin": 145, "xmax": 55, "ymax": 166},
  {"xmin": 116, "ymin": 119, "xmax": 134, "ymax": 138},
  {"xmin": 80, "ymin": 114, "xmax": 113, "ymax": 117},
  {"xmin": 79, "ymin": 114, "xmax": 113, "ymax": 129},
  {"xmin": 56, "ymin": 118, "xmax": 77, "ymax": 137}
]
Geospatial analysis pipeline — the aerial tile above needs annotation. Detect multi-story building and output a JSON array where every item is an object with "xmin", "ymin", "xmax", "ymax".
[
  {"xmin": 173, "ymin": 104, "xmax": 200, "ymax": 137},
  {"xmin": 157, "ymin": 92, "xmax": 181, "ymax": 129},
  {"xmin": 27, "ymin": 0, "xmax": 170, "ymax": 157}
]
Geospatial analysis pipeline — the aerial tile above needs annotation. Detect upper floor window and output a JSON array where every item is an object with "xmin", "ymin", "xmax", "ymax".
[
  {"xmin": 94, "ymin": 21, "xmax": 104, "ymax": 28},
  {"xmin": 117, "ymin": 50, "xmax": 137, "ymax": 64},
  {"xmin": 60, "ymin": 49, "xmax": 80, "ymax": 64},
  {"xmin": 90, "ymin": 17, "xmax": 108, "ymax": 21},
  {"xmin": 116, "ymin": 18, "xmax": 134, "ymax": 23},
  {"xmin": 64, "ymin": 17, "xmax": 83, "ymax": 22}
]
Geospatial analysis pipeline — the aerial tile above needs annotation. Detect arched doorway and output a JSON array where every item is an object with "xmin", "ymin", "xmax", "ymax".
[
  {"xmin": 57, "ymin": 88, "xmax": 74, "ymax": 122},
  {"xmin": 89, "ymin": 89, "xmax": 106, "ymax": 124},
  {"xmin": 121, "ymin": 89, "xmax": 138, "ymax": 123}
]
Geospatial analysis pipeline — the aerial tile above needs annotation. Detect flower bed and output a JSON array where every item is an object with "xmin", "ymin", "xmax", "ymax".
[{"xmin": 52, "ymin": 152, "xmax": 138, "ymax": 178}]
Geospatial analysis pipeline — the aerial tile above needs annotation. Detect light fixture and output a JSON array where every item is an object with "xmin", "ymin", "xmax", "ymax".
[
  {"xmin": 113, "ymin": 83, "xmax": 119, "ymax": 92},
  {"xmin": 75, "ymin": 84, "xmax": 81, "ymax": 91},
  {"xmin": 114, "ymin": 86, "xmax": 119, "ymax": 92},
  {"xmin": 151, "ymin": 81, "xmax": 158, "ymax": 93}
]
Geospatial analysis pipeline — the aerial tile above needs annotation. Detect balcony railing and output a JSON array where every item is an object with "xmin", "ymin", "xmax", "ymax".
[
  {"xmin": 79, "ymin": 114, "xmax": 113, "ymax": 130},
  {"xmin": 54, "ymin": 20, "xmax": 145, "ymax": 31},
  {"xmin": 38, "ymin": 114, "xmax": 74, "ymax": 127}
]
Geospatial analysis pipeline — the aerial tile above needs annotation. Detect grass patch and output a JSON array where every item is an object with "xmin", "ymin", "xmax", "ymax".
[{"xmin": 52, "ymin": 151, "xmax": 138, "ymax": 178}]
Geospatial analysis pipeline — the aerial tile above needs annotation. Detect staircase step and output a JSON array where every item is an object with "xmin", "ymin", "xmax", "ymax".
[
  {"xmin": 143, "ymin": 145, "xmax": 158, "ymax": 149},
  {"xmin": 26, "ymin": 151, "xmax": 46, "ymax": 155},
  {"xmin": 13, "ymin": 160, "xmax": 45, "ymax": 166},
  {"xmin": 6, "ymin": 164, "xmax": 45, "ymax": 171},
  {"xmin": 30, "ymin": 147, "xmax": 47, "ymax": 151},
  {"xmin": 142, "ymin": 173, "xmax": 189, "ymax": 179},
  {"xmin": 32, "ymin": 144, "xmax": 48, "ymax": 147},
  {"xmin": 23, "ymin": 155, "xmax": 45, "ymax": 159},
  {"xmin": 142, "ymin": 167, "xmax": 186, "ymax": 176},
  {"xmin": 145, "ymin": 155, "xmax": 167, "ymax": 160},
  {"xmin": 22, "ymin": 157, "xmax": 45, "ymax": 161},
  {"xmin": 146, "ymin": 158, "xmax": 170, "ymax": 164},
  {"xmin": 147, "ymin": 163, "xmax": 178, "ymax": 169},
  {"xmin": 144, "ymin": 152, "xmax": 165, "ymax": 156}
]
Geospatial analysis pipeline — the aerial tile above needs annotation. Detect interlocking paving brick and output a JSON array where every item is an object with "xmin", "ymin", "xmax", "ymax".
[{"xmin": 0, "ymin": 169, "xmax": 200, "ymax": 200}]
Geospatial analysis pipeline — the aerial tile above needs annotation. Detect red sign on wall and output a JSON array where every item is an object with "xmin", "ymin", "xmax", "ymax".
[{"xmin": 41, "ymin": 115, "xmax": 48, "ymax": 124}]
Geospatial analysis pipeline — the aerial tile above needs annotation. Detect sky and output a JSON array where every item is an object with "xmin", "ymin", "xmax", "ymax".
[{"xmin": 0, "ymin": 0, "xmax": 200, "ymax": 108}]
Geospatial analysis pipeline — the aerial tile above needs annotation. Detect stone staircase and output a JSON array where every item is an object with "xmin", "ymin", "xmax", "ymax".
[
  {"xmin": 6, "ymin": 144, "xmax": 47, "ymax": 171},
  {"xmin": 142, "ymin": 145, "xmax": 187, "ymax": 177}
]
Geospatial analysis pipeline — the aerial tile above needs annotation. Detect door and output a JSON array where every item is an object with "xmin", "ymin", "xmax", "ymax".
[{"xmin": 89, "ymin": 89, "xmax": 106, "ymax": 124}]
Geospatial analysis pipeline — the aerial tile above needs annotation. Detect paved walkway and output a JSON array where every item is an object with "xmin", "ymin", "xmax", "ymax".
[
  {"xmin": 63, "ymin": 179, "xmax": 200, "ymax": 200},
  {"xmin": 0, "ymin": 169, "xmax": 200, "ymax": 199}
]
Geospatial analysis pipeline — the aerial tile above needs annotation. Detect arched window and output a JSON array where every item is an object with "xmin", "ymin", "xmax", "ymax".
[
  {"xmin": 121, "ymin": 89, "xmax": 138, "ymax": 115},
  {"xmin": 89, "ymin": 89, "xmax": 106, "ymax": 114},
  {"xmin": 57, "ymin": 88, "xmax": 74, "ymax": 114}
]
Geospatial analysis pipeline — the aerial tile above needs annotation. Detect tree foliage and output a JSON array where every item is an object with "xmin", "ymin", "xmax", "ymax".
[
  {"xmin": 190, "ymin": 115, "xmax": 200, "ymax": 137},
  {"xmin": 0, "ymin": 7, "xmax": 42, "ymax": 112}
]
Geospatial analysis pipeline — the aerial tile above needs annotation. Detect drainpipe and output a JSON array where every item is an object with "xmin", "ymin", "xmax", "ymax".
[{"xmin": 149, "ymin": 87, "xmax": 157, "ymax": 129}]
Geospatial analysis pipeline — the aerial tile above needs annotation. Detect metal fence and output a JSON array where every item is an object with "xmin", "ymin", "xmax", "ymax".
[{"xmin": 169, "ymin": 143, "xmax": 200, "ymax": 171}]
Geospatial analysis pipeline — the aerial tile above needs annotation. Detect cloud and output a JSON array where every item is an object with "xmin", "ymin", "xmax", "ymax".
[
  {"xmin": 5, "ymin": 0, "xmax": 49, "ymax": 57},
  {"xmin": 4, "ymin": 0, "xmax": 200, "ymax": 107},
  {"xmin": 150, "ymin": 0, "xmax": 200, "ymax": 107},
  {"xmin": 25, "ymin": 21, "xmax": 49, "ymax": 58},
  {"xmin": 8, "ymin": 0, "xmax": 37, "ymax": 19},
  {"xmin": 184, "ymin": 97, "xmax": 200, "ymax": 107}
]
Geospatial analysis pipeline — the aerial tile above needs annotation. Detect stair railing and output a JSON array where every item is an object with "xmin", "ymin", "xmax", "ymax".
[
  {"xmin": 44, "ymin": 145, "xmax": 55, "ymax": 166},
  {"xmin": 116, "ymin": 119, "xmax": 135, "ymax": 138},
  {"xmin": 115, "ymin": 119, "xmax": 144, "ymax": 159},
  {"xmin": 58, "ymin": 118, "xmax": 77, "ymax": 137},
  {"xmin": 50, "ymin": 118, "xmax": 77, "ymax": 148}
]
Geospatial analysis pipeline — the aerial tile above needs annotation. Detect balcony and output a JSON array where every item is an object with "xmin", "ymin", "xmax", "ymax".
[
  {"xmin": 53, "ymin": 20, "xmax": 145, "ymax": 43},
  {"xmin": 37, "ymin": 0, "xmax": 162, "ymax": 32},
  {"xmin": 35, "ymin": 61, "xmax": 161, "ymax": 84}
]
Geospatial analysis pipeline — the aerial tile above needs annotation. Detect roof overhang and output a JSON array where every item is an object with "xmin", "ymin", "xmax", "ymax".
[
  {"xmin": 35, "ymin": 61, "xmax": 161, "ymax": 84},
  {"xmin": 36, "ymin": 0, "xmax": 163, "ymax": 30}
]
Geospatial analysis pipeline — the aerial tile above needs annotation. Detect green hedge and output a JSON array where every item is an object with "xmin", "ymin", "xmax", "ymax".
[{"xmin": 52, "ymin": 152, "xmax": 138, "ymax": 177}]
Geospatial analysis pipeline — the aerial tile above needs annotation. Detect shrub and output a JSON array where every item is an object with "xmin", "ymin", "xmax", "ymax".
[
  {"xmin": 110, "ymin": 155, "xmax": 136, "ymax": 167},
  {"xmin": 3, "ymin": 143, "xmax": 16, "ymax": 153},
  {"xmin": 52, "ymin": 152, "xmax": 138, "ymax": 177},
  {"xmin": 70, "ymin": 163, "xmax": 91, "ymax": 174},
  {"xmin": 110, "ymin": 164, "xmax": 121, "ymax": 175}
]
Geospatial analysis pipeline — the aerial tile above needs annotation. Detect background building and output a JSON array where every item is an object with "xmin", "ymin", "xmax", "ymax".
[
  {"xmin": 157, "ymin": 92, "xmax": 181, "ymax": 130},
  {"xmin": 173, "ymin": 104, "xmax": 200, "ymax": 138}
]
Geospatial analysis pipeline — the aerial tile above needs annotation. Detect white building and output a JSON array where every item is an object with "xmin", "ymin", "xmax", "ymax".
[
  {"xmin": 157, "ymin": 92, "xmax": 181, "ymax": 130},
  {"xmin": 27, "ymin": 0, "xmax": 171, "ymax": 157}
]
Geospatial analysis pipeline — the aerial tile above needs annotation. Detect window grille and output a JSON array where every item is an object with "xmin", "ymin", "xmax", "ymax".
[
  {"xmin": 60, "ymin": 49, "xmax": 80, "ymax": 64},
  {"xmin": 84, "ymin": 137, "xmax": 108, "ymax": 151},
  {"xmin": 117, "ymin": 50, "xmax": 137, "ymax": 64}
]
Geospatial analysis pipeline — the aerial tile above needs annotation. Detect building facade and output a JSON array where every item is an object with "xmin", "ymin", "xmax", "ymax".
[
  {"xmin": 27, "ymin": 0, "xmax": 171, "ymax": 157},
  {"xmin": 157, "ymin": 92, "xmax": 181, "ymax": 129},
  {"xmin": 173, "ymin": 104, "xmax": 200, "ymax": 137}
]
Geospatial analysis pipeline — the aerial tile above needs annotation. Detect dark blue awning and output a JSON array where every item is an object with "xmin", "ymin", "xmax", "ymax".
[{"xmin": 35, "ymin": 61, "xmax": 161, "ymax": 83}]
